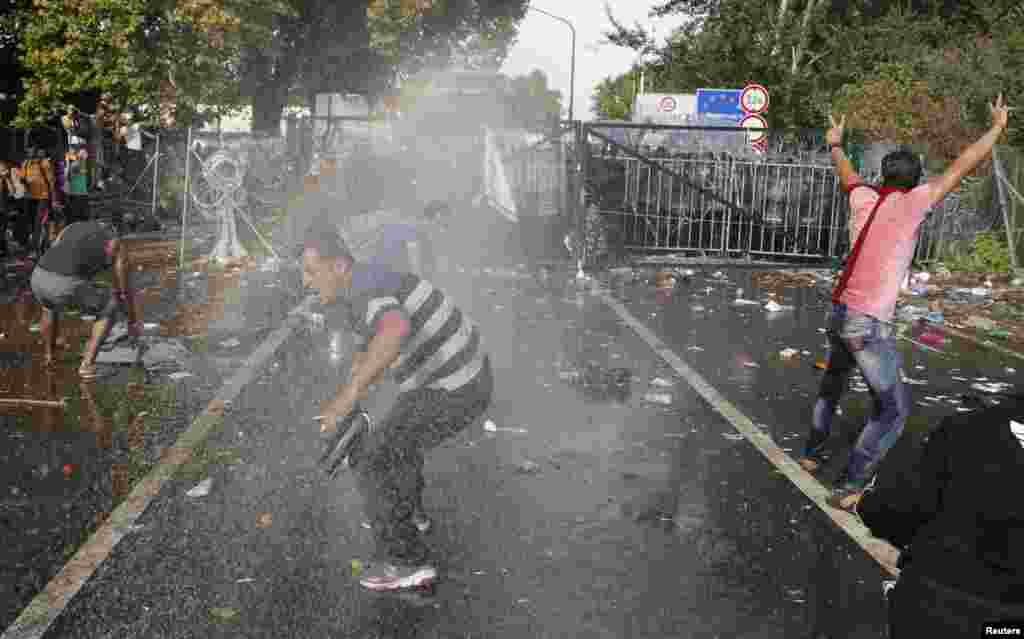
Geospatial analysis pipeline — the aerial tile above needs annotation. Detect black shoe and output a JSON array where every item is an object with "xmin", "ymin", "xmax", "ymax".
[{"xmin": 798, "ymin": 428, "xmax": 830, "ymax": 473}]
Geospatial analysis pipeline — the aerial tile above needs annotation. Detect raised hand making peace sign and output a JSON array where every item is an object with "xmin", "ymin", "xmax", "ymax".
[{"xmin": 827, "ymin": 113, "xmax": 845, "ymax": 147}]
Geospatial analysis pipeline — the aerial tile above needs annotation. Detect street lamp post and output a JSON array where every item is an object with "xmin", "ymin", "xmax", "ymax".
[{"xmin": 527, "ymin": 6, "xmax": 576, "ymax": 122}]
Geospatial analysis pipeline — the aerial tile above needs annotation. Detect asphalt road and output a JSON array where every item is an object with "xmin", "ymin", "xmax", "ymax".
[{"xmin": 6, "ymin": 251, "xmax": 1023, "ymax": 638}]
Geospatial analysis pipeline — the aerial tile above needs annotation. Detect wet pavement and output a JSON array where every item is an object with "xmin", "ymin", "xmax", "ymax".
[{"xmin": 3, "ymin": 251, "xmax": 1022, "ymax": 638}]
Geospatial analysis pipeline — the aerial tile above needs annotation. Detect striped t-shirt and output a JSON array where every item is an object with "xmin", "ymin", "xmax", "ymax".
[{"xmin": 335, "ymin": 264, "xmax": 485, "ymax": 393}]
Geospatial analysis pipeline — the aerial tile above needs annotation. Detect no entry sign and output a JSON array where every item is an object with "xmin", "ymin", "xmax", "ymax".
[{"xmin": 740, "ymin": 84, "xmax": 770, "ymax": 115}]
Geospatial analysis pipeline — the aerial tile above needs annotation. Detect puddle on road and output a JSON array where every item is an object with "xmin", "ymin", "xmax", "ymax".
[{"xmin": 0, "ymin": 238, "xmax": 295, "ymax": 630}]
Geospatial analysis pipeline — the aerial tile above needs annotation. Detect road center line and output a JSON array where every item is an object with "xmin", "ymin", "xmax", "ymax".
[
  {"xmin": 2, "ymin": 295, "xmax": 318, "ymax": 639},
  {"xmin": 597, "ymin": 289, "xmax": 901, "ymax": 577}
]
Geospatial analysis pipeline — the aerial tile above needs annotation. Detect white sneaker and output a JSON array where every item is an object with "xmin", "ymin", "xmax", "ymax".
[{"xmin": 359, "ymin": 562, "xmax": 437, "ymax": 592}]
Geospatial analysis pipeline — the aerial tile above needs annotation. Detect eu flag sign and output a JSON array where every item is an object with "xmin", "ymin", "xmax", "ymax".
[{"xmin": 696, "ymin": 89, "xmax": 745, "ymax": 123}]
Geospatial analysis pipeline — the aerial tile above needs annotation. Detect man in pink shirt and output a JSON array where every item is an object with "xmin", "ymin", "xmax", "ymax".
[{"xmin": 799, "ymin": 95, "xmax": 1012, "ymax": 513}]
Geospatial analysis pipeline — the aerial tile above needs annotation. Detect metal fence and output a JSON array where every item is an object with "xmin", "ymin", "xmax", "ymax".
[{"xmin": 578, "ymin": 123, "xmax": 847, "ymax": 263}]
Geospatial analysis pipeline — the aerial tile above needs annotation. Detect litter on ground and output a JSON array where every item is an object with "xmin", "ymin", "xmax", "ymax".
[
  {"xmin": 644, "ymin": 392, "xmax": 673, "ymax": 405},
  {"xmin": 779, "ymin": 348, "xmax": 799, "ymax": 359},
  {"xmin": 186, "ymin": 478, "xmax": 213, "ymax": 498},
  {"xmin": 650, "ymin": 377, "xmax": 674, "ymax": 388}
]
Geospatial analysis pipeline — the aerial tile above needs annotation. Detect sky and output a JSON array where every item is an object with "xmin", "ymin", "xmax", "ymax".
[{"xmin": 500, "ymin": 1, "xmax": 686, "ymax": 121}]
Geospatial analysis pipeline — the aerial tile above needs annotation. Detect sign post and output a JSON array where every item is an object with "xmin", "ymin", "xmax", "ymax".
[{"xmin": 740, "ymin": 84, "xmax": 770, "ymax": 153}]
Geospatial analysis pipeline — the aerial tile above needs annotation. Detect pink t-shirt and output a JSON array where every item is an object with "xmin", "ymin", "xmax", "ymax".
[{"xmin": 839, "ymin": 182, "xmax": 941, "ymax": 322}]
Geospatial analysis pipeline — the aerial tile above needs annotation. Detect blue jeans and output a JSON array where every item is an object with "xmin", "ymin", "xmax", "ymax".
[{"xmin": 808, "ymin": 304, "xmax": 911, "ymax": 488}]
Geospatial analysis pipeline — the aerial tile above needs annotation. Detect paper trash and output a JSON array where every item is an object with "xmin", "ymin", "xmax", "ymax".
[
  {"xmin": 186, "ymin": 478, "xmax": 213, "ymax": 498},
  {"xmin": 779, "ymin": 348, "xmax": 799, "ymax": 359}
]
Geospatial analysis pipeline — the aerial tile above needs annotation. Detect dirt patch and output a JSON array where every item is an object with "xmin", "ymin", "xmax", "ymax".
[
  {"xmin": 751, "ymin": 271, "xmax": 821, "ymax": 295},
  {"xmin": 749, "ymin": 269, "xmax": 1024, "ymax": 353}
]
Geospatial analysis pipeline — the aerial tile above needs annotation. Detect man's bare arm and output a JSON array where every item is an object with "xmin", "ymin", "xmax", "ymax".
[
  {"xmin": 831, "ymin": 147, "xmax": 863, "ymax": 191},
  {"xmin": 932, "ymin": 94, "xmax": 1011, "ymax": 203}
]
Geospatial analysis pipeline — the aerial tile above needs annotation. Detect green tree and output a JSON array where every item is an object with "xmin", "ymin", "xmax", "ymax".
[
  {"xmin": 591, "ymin": 70, "xmax": 638, "ymax": 120},
  {"xmin": 241, "ymin": 0, "xmax": 529, "ymax": 131},
  {"xmin": 604, "ymin": 0, "xmax": 1024, "ymax": 134},
  {"xmin": 9, "ymin": 0, "xmax": 290, "ymax": 127},
  {"xmin": 505, "ymin": 69, "xmax": 562, "ymax": 131}
]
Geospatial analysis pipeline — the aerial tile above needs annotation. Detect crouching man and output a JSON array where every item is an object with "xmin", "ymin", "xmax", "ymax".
[
  {"xmin": 301, "ymin": 221, "xmax": 492, "ymax": 593},
  {"xmin": 30, "ymin": 220, "xmax": 143, "ymax": 378}
]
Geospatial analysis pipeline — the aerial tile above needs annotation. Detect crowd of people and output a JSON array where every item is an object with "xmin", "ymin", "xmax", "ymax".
[{"xmin": 2, "ymin": 87, "xmax": 1020, "ymax": 632}]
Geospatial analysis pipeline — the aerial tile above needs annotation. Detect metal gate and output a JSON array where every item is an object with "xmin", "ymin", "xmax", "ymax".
[{"xmin": 579, "ymin": 122, "xmax": 848, "ymax": 262}]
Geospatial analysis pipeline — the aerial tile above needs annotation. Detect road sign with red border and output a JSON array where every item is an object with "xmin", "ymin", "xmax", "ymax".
[
  {"xmin": 657, "ymin": 96, "xmax": 678, "ymax": 113},
  {"xmin": 740, "ymin": 113, "xmax": 768, "ymax": 143},
  {"xmin": 740, "ymin": 84, "xmax": 770, "ymax": 114}
]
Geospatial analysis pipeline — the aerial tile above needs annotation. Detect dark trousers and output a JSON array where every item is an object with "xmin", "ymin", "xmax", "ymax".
[
  {"xmin": 12, "ymin": 201, "xmax": 34, "ymax": 248},
  {"xmin": 66, "ymin": 195, "xmax": 91, "ymax": 225},
  {"xmin": 355, "ymin": 358, "xmax": 493, "ymax": 564},
  {"xmin": 889, "ymin": 572, "xmax": 1024, "ymax": 638},
  {"xmin": 0, "ymin": 207, "xmax": 9, "ymax": 254}
]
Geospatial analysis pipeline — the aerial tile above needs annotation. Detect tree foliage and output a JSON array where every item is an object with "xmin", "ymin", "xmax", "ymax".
[
  {"xmin": 8, "ymin": 0, "xmax": 290, "ymax": 127},
  {"xmin": 504, "ymin": 69, "xmax": 562, "ymax": 131},
  {"xmin": 4, "ymin": 0, "xmax": 528, "ymax": 129},
  {"xmin": 242, "ymin": 0, "xmax": 528, "ymax": 130},
  {"xmin": 592, "ymin": 70, "xmax": 638, "ymax": 121},
  {"xmin": 598, "ymin": 0, "xmax": 1023, "ymax": 151}
]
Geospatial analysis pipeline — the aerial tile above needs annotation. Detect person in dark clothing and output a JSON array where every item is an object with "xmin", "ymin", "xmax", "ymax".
[
  {"xmin": 30, "ymin": 221, "xmax": 144, "ymax": 378},
  {"xmin": 302, "ymin": 221, "xmax": 492, "ymax": 593},
  {"xmin": 0, "ymin": 160, "xmax": 17, "ymax": 258},
  {"xmin": 857, "ymin": 399, "xmax": 1024, "ymax": 637}
]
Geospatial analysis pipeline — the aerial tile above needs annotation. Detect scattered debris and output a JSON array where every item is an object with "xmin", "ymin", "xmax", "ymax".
[
  {"xmin": 764, "ymin": 300, "xmax": 794, "ymax": 313},
  {"xmin": 722, "ymin": 433, "xmax": 745, "ymax": 442},
  {"xmin": 220, "ymin": 338, "xmax": 241, "ymax": 349},
  {"xmin": 644, "ymin": 392, "xmax": 673, "ymax": 405},
  {"xmin": 650, "ymin": 377, "xmax": 674, "ymax": 388},
  {"xmin": 711, "ymin": 271, "xmax": 727, "ymax": 279},
  {"xmin": 81, "ymin": 315, "xmax": 96, "ymax": 321},
  {"xmin": 168, "ymin": 371, "xmax": 194, "ymax": 381},
  {"xmin": 743, "ymin": 361, "xmax": 759, "ymax": 368},
  {"xmin": 186, "ymin": 478, "xmax": 213, "ymax": 498},
  {"xmin": 28, "ymin": 324, "xmax": 40, "ymax": 333},
  {"xmin": 236, "ymin": 578, "xmax": 256, "ymax": 584},
  {"xmin": 484, "ymin": 420, "xmax": 528, "ymax": 434},
  {"xmin": 734, "ymin": 298, "xmax": 760, "ymax": 306},
  {"xmin": 902, "ymin": 377, "xmax": 928, "ymax": 386},
  {"xmin": 1007, "ymin": 368, "xmax": 1016, "ymax": 374},
  {"xmin": 972, "ymin": 381, "xmax": 1014, "ymax": 394},
  {"xmin": 965, "ymin": 316, "xmax": 997, "ymax": 332},
  {"xmin": 209, "ymin": 607, "xmax": 239, "ymax": 622},
  {"xmin": 515, "ymin": 460, "xmax": 541, "ymax": 474},
  {"xmin": 0, "ymin": 397, "xmax": 67, "ymax": 409},
  {"xmin": 779, "ymin": 348, "xmax": 799, "ymax": 359},
  {"xmin": 687, "ymin": 346, "xmax": 705, "ymax": 352},
  {"xmin": 256, "ymin": 513, "xmax": 273, "ymax": 528}
]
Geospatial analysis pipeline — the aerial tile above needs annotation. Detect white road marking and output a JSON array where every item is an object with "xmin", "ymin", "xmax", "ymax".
[
  {"xmin": 1, "ymin": 296, "xmax": 318, "ymax": 639},
  {"xmin": 597, "ymin": 289, "xmax": 901, "ymax": 577}
]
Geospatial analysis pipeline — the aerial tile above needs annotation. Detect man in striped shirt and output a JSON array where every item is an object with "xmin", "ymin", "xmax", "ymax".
[{"xmin": 302, "ymin": 222, "xmax": 492, "ymax": 593}]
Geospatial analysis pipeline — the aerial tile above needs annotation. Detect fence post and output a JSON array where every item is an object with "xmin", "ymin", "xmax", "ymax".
[
  {"xmin": 993, "ymin": 146, "xmax": 1020, "ymax": 276},
  {"xmin": 574, "ymin": 121, "xmax": 587, "ymax": 278},
  {"xmin": 179, "ymin": 126, "xmax": 192, "ymax": 271}
]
